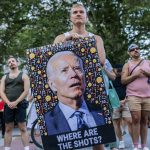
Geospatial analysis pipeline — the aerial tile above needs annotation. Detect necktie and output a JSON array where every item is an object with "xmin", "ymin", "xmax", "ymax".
[{"xmin": 73, "ymin": 111, "xmax": 89, "ymax": 130}]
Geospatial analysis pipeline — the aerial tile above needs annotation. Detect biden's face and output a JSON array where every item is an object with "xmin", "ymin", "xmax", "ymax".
[{"xmin": 48, "ymin": 54, "xmax": 85, "ymax": 100}]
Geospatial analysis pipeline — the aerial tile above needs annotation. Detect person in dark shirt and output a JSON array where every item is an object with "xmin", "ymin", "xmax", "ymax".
[
  {"xmin": 112, "ymin": 64, "xmax": 132, "ymax": 149},
  {"xmin": 113, "ymin": 65, "xmax": 126, "ymax": 100},
  {"xmin": 0, "ymin": 56, "xmax": 30, "ymax": 150}
]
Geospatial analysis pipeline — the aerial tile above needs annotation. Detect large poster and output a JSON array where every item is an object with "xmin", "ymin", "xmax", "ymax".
[{"xmin": 26, "ymin": 37, "xmax": 116, "ymax": 150}]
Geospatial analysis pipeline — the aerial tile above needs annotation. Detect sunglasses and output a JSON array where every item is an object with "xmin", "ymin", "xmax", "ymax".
[{"xmin": 129, "ymin": 48, "xmax": 139, "ymax": 52}]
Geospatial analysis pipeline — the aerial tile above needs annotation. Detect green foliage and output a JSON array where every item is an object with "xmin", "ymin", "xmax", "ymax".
[
  {"xmin": 0, "ymin": 72, "xmax": 4, "ymax": 78},
  {"xmin": 86, "ymin": 0, "xmax": 150, "ymax": 64},
  {"xmin": 0, "ymin": 0, "xmax": 150, "ymax": 70},
  {"xmin": 0, "ymin": 0, "xmax": 70, "ymax": 57}
]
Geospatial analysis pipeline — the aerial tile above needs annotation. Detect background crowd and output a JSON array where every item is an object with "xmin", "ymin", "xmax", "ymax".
[{"xmin": 0, "ymin": 2, "xmax": 150, "ymax": 150}]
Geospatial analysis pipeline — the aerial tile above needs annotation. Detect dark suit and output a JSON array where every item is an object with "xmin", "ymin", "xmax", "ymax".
[{"xmin": 44, "ymin": 102, "xmax": 105, "ymax": 135}]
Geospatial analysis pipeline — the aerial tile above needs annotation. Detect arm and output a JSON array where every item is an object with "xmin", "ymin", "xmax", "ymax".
[
  {"xmin": 27, "ymin": 89, "xmax": 34, "ymax": 102},
  {"xmin": 15, "ymin": 73, "xmax": 30, "ymax": 104},
  {"xmin": 121, "ymin": 63, "xmax": 140, "ymax": 85},
  {"xmin": 0, "ymin": 75, "xmax": 10, "ymax": 105},
  {"xmin": 95, "ymin": 35, "xmax": 106, "ymax": 66},
  {"xmin": 28, "ymin": 95, "xmax": 34, "ymax": 102},
  {"xmin": 103, "ymin": 68, "xmax": 116, "ymax": 81},
  {"xmin": 103, "ymin": 59, "xmax": 116, "ymax": 80},
  {"xmin": 53, "ymin": 33, "xmax": 83, "ymax": 44},
  {"xmin": 53, "ymin": 34, "xmax": 66, "ymax": 44},
  {"xmin": 141, "ymin": 60, "xmax": 150, "ymax": 77}
]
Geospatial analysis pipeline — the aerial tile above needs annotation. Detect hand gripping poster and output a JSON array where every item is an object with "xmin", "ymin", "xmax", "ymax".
[{"xmin": 26, "ymin": 37, "xmax": 116, "ymax": 150}]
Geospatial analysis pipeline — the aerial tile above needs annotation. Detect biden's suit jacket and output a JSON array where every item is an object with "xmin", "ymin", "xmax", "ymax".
[{"xmin": 44, "ymin": 101, "xmax": 105, "ymax": 135}]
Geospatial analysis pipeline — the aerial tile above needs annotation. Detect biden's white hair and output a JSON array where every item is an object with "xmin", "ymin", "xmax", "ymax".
[{"xmin": 46, "ymin": 51, "xmax": 84, "ymax": 80}]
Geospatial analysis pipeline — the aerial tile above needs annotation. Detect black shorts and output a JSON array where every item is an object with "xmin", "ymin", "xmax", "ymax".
[{"xmin": 4, "ymin": 104, "xmax": 27, "ymax": 123}]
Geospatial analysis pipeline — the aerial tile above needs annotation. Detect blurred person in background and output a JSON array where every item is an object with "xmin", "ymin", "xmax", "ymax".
[
  {"xmin": 102, "ymin": 59, "xmax": 118, "ymax": 150},
  {"xmin": 121, "ymin": 44, "xmax": 150, "ymax": 150},
  {"xmin": 112, "ymin": 64, "xmax": 132, "ymax": 149}
]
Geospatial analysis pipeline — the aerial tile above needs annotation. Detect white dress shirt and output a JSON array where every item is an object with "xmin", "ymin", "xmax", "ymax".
[{"xmin": 58, "ymin": 100, "xmax": 96, "ymax": 131}]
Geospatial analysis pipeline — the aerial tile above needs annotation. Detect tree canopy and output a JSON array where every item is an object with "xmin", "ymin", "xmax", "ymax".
[{"xmin": 0, "ymin": 0, "xmax": 150, "ymax": 74}]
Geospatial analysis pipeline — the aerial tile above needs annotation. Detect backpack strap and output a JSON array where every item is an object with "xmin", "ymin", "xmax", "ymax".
[{"xmin": 129, "ymin": 59, "xmax": 143, "ymax": 75}]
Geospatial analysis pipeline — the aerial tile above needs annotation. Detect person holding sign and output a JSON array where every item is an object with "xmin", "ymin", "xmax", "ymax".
[
  {"xmin": 53, "ymin": 3, "xmax": 109, "ymax": 150},
  {"xmin": 54, "ymin": 2, "xmax": 106, "ymax": 67}
]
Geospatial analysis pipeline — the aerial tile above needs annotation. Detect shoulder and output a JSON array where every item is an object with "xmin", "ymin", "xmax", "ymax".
[
  {"xmin": 123, "ymin": 62, "xmax": 129, "ymax": 68},
  {"xmin": 44, "ymin": 110, "xmax": 53, "ymax": 119},
  {"xmin": 44, "ymin": 105, "xmax": 61, "ymax": 124},
  {"xmin": 22, "ymin": 72, "xmax": 29, "ymax": 80},
  {"xmin": 53, "ymin": 34, "xmax": 65, "ymax": 44},
  {"xmin": 0, "ymin": 75, "xmax": 7, "ymax": 89},
  {"xmin": 88, "ymin": 32, "xmax": 94, "ymax": 37},
  {"xmin": 147, "ymin": 59, "xmax": 150, "ymax": 65},
  {"xmin": 142, "ymin": 59, "xmax": 150, "ymax": 67},
  {"xmin": 94, "ymin": 34, "xmax": 103, "ymax": 43},
  {"xmin": 122, "ymin": 62, "xmax": 129, "ymax": 71},
  {"xmin": 105, "ymin": 59, "xmax": 111, "ymax": 66},
  {"xmin": 45, "ymin": 105, "xmax": 60, "ymax": 118},
  {"xmin": 2, "ymin": 74, "xmax": 7, "ymax": 79},
  {"xmin": 93, "ymin": 35, "xmax": 104, "ymax": 48},
  {"xmin": 44, "ymin": 110, "xmax": 54, "ymax": 124},
  {"xmin": 1, "ymin": 74, "xmax": 7, "ymax": 82},
  {"xmin": 144, "ymin": 59, "xmax": 150, "ymax": 63},
  {"xmin": 0, "ymin": 75, "xmax": 6, "ymax": 87}
]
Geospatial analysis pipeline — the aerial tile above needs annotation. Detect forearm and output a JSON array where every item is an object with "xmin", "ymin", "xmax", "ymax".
[
  {"xmin": 95, "ymin": 35, "xmax": 106, "ymax": 66},
  {"xmin": 0, "ymin": 76, "xmax": 9, "ymax": 104},
  {"xmin": 0, "ymin": 92, "xmax": 10, "ymax": 104},
  {"xmin": 54, "ymin": 35, "xmax": 65, "ymax": 44},
  {"xmin": 54, "ymin": 34, "xmax": 72, "ymax": 44},
  {"xmin": 28, "ymin": 95, "xmax": 34, "ymax": 102},
  {"xmin": 97, "ymin": 48, "xmax": 105, "ymax": 66},
  {"xmin": 15, "ymin": 90, "xmax": 29, "ymax": 104},
  {"xmin": 104, "ymin": 69, "xmax": 116, "ymax": 81},
  {"xmin": 99, "ymin": 54, "xmax": 105, "ymax": 66},
  {"xmin": 121, "ymin": 74, "xmax": 137, "ymax": 85},
  {"xmin": 17, "ymin": 73, "xmax": 30, "ymax": 104}
]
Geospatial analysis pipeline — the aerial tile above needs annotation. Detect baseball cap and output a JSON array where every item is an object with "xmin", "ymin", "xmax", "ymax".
[{"xmin": 128, "ymin": 44, "xmax": 139, "ymax": 52}]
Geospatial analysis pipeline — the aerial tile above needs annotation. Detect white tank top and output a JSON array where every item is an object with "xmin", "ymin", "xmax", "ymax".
[{"xmin": 64, "ymin": 32, "xmax": 94, "ymax": 37}]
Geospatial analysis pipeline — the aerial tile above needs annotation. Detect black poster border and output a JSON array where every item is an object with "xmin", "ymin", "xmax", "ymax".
[
  {"xmin": 42, "ymin": 124, "xmax": 116, "ymax": 150},
  {"xmin": 26, "ymin": 37, "xmax": 116, "ymax": 150}
]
